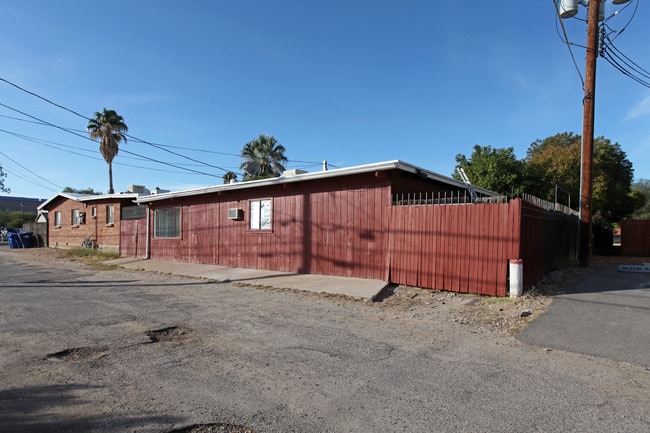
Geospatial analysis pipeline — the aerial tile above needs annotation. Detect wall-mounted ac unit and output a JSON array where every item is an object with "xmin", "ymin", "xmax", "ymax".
[{"xmin": 228, "ymin": 208, "xmax": 243, "ymax": 220}]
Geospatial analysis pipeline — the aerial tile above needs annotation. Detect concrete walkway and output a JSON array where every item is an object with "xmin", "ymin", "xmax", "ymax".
[
  {"xmin": 517, "ymin": 264, "xmax": 650, "ymax": 366},
  {"xmin": 105, "ymin": 258, "xmax": 391, "ymax": 301}
]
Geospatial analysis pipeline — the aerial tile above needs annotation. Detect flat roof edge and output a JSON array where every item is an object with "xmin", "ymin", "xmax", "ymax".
[{"xmin": 136, "ymin": 160, "xmax": 499, "ymax": 204}]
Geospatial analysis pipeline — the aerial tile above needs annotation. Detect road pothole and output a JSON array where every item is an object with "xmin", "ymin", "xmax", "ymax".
[
  {"xmin": 168, "ymin": 423, "xmax": 256, "ymax": 433},
  {"xmin": 46, "ymin": 347, "xmax": 109, "ymax": 361},
  {"xmin": 146, "ymin": 326, "xmax": 192, "ymax": 343}
]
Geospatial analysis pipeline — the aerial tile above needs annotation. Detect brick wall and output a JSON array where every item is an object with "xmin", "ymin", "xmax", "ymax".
[{"xmin": 47, "ymin": 198, "xmax": 124, "ymax": 252}]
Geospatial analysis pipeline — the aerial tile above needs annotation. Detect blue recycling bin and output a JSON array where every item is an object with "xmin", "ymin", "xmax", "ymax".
[
  {"xmin": 7, "ymin": 232, "xmax": 20, "ymax": 248},
  {"xmin": 7, "ymin": 231, "xmax": 34, "ymax": 248},
  {"xmin": 19, "ymin": 232, "xmax": 34, "ymax": 248}
]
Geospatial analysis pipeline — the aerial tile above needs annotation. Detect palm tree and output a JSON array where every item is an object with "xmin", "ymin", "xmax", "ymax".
[
  {"xmin": 240, "ymin": 134, "xmax": 288, "ymax": 181},
  {"xmin": 87, "ymin": 108, "xmax": 128, "ymax": 194},
  {"xmin": 223, "ymin": 171, "xmax": 238, "ymax": 184}
]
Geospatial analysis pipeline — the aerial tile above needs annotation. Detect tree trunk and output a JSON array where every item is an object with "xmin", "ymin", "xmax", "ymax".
[{"xmin": 108, "ymin": 161, "xmax": 114, "ymax": 194}]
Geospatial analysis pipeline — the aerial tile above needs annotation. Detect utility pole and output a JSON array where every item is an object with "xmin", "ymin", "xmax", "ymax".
[{"xmin": 578, "ymin": 0, "xmax": 600, "ymax": 267}]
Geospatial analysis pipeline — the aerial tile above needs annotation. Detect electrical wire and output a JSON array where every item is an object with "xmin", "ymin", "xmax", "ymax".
[
  {"xmin": 0, "ymin": 77, "xmax": 89, "ymax": 119},
  {"xmin": 124, "ymin": 133, "xmax": 233, "ymax": 174},
  {"xmin": 553, "ymin": 0, "xmax": 585, "ymax": 87},
  {"xmin": 0, "ymin": 113, "xmax": 49, "ymax": 126},
  {"xmin": 603, "ymin": 35, "xmax": 650, "ymax": 79},
  {"xmin": 1, "ymin": 166, "xmax": 59, "ymax": 193},
  {"xmin": 603, "ymin": 0, "xmax": 638, "ymax": 41},
  {"xmin": 601, "ymin": 52, "xmax": 650, "ymax": 88},
  {"xmin": 0, "ymin": 123, "xmax": 238, "ymax": 170},
  {"xmin": 600, "ymin": 24, "xmax": 650, "ymax": 89},
  {"xmin": 0, "ymin": 128, "xmax": 236, "ymax": 178},
  {"xmin": 0, "ymin": 77, "xmax": 241, "ymax": 174},
  {"xmin": 0, "ymin": 101, "xmax": 228, "ymax": 178},
  {"xmin": 0, "ymin": 76, "xmax": 328, "ymax": 178},
  {"xmin": 0, "ymin": 150, "xmax": 64, "ymax": 189}
]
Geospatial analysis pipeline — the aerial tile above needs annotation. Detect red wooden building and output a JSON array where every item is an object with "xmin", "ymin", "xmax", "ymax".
[{"xmin": 131, "ymin": 160, "xmax": 556, "ymax": 295}]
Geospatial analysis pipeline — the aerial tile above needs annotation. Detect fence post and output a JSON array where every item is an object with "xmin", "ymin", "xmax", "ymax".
[{"xmin": 509, "ymin": 259, "xmax": 523, "ymax": 298}]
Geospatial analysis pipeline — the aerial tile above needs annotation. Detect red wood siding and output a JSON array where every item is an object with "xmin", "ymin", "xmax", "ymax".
[
  {"xmin": 147, "ymin": 174, "xmax": 392, "ymax": 280},
  {"xmin": 621, "ymin": 220, "xmax": 650, "ymax": 256},
  {"xmin": 120, "ymin": 219, "xmax": 147, "ymax": 258},
  {"xmin": 132, "ymin": 173, "xmax": 578, "ymax": 296},
  {"xmin": 388, "ymin": 201, "xmax": 520, "ymax": 296}
]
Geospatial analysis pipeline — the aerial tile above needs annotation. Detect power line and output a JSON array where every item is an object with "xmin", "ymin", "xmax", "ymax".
[
  {"xmin": 600, "ymin": 30, "xmax": 650, "ymax": 88},
  {"xmin": 0, "ymin": 76, "xmax": 238, "ymax": 174},
  {"xmin": 553, "ymin": 0, "xmax": 585, "ymax": 86},
  {"xmin": 0, "ymin": 150, "xmax": 64, "ymax": 190},
  {"xmin": 125, "ymin": 133, "xmax": 233, "ymax": 174},
  {"xmin": 0, "ymin": 128, "xmax": 233, "ymax": 176},
  {"xmin": 603, "ymin": 0, "xmax": 638, "ymax": 41},
  {"xmin": 0, "ymin": 77, "xmax": 90, "ymax": 120},
  {"xmin": 0, "ymin": 101, "xmax": 225, "ymax": 178},
  {"xmin": 0, "ymin": 76, "xmax": 325, "ymax": 176},
  {"xmin": 0, "ymin": 113, "xmax": 49, "ymax": 125},
  {"xmin": 1, "ymin": 166, "xmax": 59, "ymax": 193},
  {"xmin": 602, "ymin": 34, "xmax": 650, "ymax": 80}
]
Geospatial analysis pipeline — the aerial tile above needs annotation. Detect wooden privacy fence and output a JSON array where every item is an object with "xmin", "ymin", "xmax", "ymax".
[
  {"xmin": 388, "ymin": 197, "xmax": 578, "ymax": 296},
  {"xmin": 519, "ymin": 198, "xmax": 578, "ymax": 288},
  {"xmin": 621, "ymin": 220, "xmax": 650, "ymax": 256}
]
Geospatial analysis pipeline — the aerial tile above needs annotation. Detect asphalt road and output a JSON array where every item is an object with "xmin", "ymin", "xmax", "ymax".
[
  {"xmin": 1, "ymin": 250, "xmax": 649, "ymax": 433},
  {"xmin": 517, "ymin": 266, "xmax": 650, "ymax": 367}
]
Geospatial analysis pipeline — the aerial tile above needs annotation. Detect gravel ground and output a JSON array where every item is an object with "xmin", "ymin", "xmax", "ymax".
[{"xmin": 1, "ymin": 248, "xmax": 649, "ymax": 433}]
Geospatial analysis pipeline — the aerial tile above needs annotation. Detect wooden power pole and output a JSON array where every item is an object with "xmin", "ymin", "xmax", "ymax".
[{"xmin": 579, "ymin": 0, "xmax": 600, "ymax": 267}]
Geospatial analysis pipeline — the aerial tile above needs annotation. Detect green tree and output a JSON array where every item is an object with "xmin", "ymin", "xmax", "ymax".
[
  {"xmin": 592, "ymin": 137, "xmax": 636, "ymax": 223},
  {"xmin": 0, "ymin": 210, "xmax": 35, "ymax": 228},
  {"xmin": 525, "ymin": 132, "xmax": 581, "ymax": 205},
  {"xmin": 63, "ymin": 186, "xmax": 102, "ymax": 195},
  {"xmin": 240, "ymin": 134, "xmax": 288, "ymax": 181},
  {"xmin": 0, "ymin": 163, "xmax": 10, "ymax": 193},
  {"xmin": 222, "ymin": 171, "xmax": 238, "ymax": 184},
  {"xmin": 87, "ymin": 108, "xmax": 128, "ymax": 194},
  {"xmin": 631, "ymin": 179, "xmax": 650, "ymax": 219},
  {"xmin": 525, "ymin": 133, "xmax": 641, "ymax": 223},
  {"xmin": 454, "ymin": 145, "xmax": 529, "ymax": 195}
]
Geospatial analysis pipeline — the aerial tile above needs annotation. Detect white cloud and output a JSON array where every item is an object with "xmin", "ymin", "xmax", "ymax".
[{"xmin": 623, "ymin": 93, "xmax": 650, "ymax": 122}]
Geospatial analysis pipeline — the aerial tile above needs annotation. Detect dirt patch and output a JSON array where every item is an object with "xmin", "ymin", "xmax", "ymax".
[
  {"xmin": 168, "ymin": 423, "xmax": 256, "ymax": 433},
  {"xmin": 372, "ymin": 256, "xmax": 650, "ymax": 335},
  {"xmin": 46, "ymin": 347, "xmax": 109, "ymax": 361}
]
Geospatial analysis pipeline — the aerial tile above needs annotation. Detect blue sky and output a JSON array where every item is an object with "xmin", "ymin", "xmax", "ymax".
[{"xmin": 1, "ymin": 0, "xmax": 648, "ymax": 199}]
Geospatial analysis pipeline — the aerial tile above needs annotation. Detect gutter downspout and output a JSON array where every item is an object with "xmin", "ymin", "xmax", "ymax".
[{"xmin": 144, "ymin": 205, "xmax": 151, "ymax": 259}]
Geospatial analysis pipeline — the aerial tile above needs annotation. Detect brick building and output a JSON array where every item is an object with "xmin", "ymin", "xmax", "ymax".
[{"xmin": 38, "ymin": 192, "xmax": 142, "ymax": 252}]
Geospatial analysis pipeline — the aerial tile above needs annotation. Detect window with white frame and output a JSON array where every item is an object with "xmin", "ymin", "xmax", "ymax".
[
  {"xmin": 106, "ymin": 205, "xmax": 115, "ymax": 225},
  {"xmin": 154, "ymin": 207, "xmax": 181, "ymax": 238},
  {"xmin": 54, "ymin": 211, "xmax": 62, "ymax": 227},
  {"xmin": 71, "ymin": 209, "xmax": 81, "ymax": 226},
  {"xmin": 249, "ymin": 199, "xmax": 272, "ymax": 230},
  {"xmin": 91, "ymin": 206, "xmax": 97, "ymax": 218}
]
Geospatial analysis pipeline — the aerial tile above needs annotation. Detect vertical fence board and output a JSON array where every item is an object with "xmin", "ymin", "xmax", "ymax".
[
  {"xmin": 387, "ymin": 198, "xmax": 576, "ymax": 296},
  {"xmin": 421, "ymin": 206, "xmax": 434, "ymax": 289},
  {"xmin": 621, "ymin": 220, "xmax": 650, "ymax": 256},
  {"xmin": 467, "ymin": 205, "xmax": 480, "ymax": 295}
]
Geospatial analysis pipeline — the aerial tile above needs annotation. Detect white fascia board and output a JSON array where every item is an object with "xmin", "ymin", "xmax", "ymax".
[
  {"xmin": 77, "ymin": 193, "xmax": 140, "ymax": 203},
  {"xmin": 136, "ymin": 160, "xmax": 499, "ymax": 204},
  {"xmin": 37, "ymin": 192, "xmax": 91, "ymax": 210}
]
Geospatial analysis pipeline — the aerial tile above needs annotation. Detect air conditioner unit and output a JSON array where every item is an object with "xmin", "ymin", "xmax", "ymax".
[{"xmin": 228, "ymin": 208, "xmax": 243, "ymax": 220}]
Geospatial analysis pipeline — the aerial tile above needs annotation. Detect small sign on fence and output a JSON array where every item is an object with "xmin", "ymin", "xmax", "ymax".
[{"xmin": 617, "ymin": 265, "xmax": 650, "ymax": 273}]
